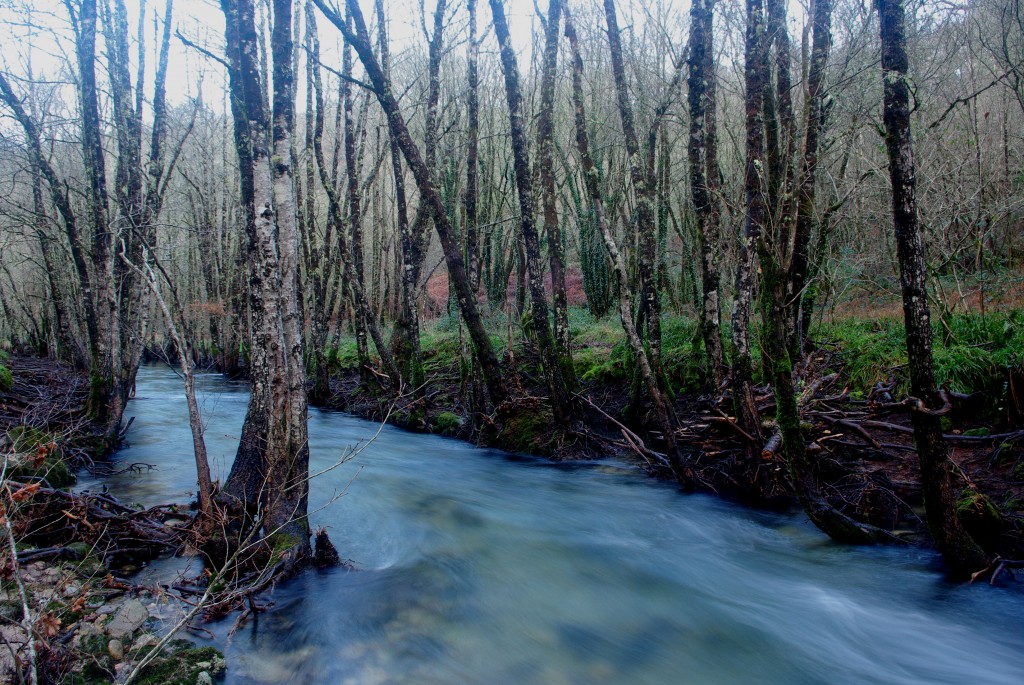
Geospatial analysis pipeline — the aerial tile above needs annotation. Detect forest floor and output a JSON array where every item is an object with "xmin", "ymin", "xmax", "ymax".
[
  {"xmin": 324, "ymin": 302, "xmax": 1024, "ymax": 574},
  {"xmin": 0, "ymin": 355, "xmax": 225, "ymax": 684}
]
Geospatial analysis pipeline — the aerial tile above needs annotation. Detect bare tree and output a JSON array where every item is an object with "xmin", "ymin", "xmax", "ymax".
[{"xmin": 877, "ymin": 0, "xmax": 988, "ymax": 576}]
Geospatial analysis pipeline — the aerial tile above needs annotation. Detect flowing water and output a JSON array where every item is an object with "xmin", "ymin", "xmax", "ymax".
[{"xmin": 79, "ymin": 365, "xmax": 1024, "ymax": 684}]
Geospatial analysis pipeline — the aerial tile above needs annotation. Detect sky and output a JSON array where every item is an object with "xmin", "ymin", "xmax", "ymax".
[{"xmin": 0, "ymin": 0, "xmax": 548, "ymax": 113}]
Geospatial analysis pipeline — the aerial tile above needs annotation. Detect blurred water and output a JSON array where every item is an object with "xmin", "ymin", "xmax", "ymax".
[{"xmin": 82, "ymin": 365, "xmax": 1024, "ymax": 685}]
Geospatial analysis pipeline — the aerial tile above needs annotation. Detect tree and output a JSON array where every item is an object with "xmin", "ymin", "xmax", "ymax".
[
  {"xmin": 687, "ymin": 0, "xmax": 725, "ymax": 387},
  {"xmin": 877, "ymin": 0, "xmax": 988, "ymax": 576},
  {"xmin": 489, "ymin": 0, "xmax": 574, "ymax": 424},
  {"xmin": 0, "ymin": 0, "xmax": 181, "ymax": 445},
  {"xmin": 313, "ymin": 0, "xmax": 508, "ymax": 409},
  {"xmin": 219, "ymin": 0, "xmax": 311, "ymax": 563}
]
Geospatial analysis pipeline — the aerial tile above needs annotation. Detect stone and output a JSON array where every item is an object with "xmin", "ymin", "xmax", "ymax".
[
  {"xmin": 108, "ymin": 638, "xmax": 124, "ymax": 660},
  {"xmin": 105, "ymin": 598, "xmax": 149, "ymax": 639},
  {"xmin": 133, "ymin": 633, "xmax": 159, "ymax": 651},
  {"xmin": 64, "ymin": 584, "xmax": 81, "ymax": 597},
  {"xmin": 196, "ymin": 671, "xmax": 213, "ymax": 685}
]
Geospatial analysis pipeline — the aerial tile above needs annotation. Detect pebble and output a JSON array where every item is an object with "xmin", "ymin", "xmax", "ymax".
[
  {"xmin": 64, "ymin": 584, "xmax": 81, "ymax": 597},
  {"xmin": 108, "ymin": 638, "xmax": 124, "ymax": 660}
]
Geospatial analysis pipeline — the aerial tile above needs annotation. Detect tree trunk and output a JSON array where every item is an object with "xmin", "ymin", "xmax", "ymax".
[
  {"xmin": 564, "ymin": 7, "xmax": 691, "ymax": 483},
  {"xmin": 489, "ymin": 0, "xmax": 574, "ymax": 424},
  {"xmin": 732, "ymin": 0, "xmax": 766, "ymax": 451},
  {"xmin": 342, "ymin": 19, "xmax": 370, "ymax": 380},
  {"xmin": 378, "ymin": 0, "xmax": 424, "ymax": 397},
  {"xmin": 465, "ymin": 0, "xmax": 482, "ymax": 295},
  {"xmin": 78, "ymin": 0, "xmax": 124, "ymax": 440},
  {"xmin": 220, "ymin": 0, "xmax": 311, "ymax": 563},
  {"xmin": 603, "ymin": 0, "xmax": 664, "ymax": 386},
  {"xmin": 877, "ymin": 0, "xmax": 987, "ymax": 577},
  {"xmin": 536, "ymin": 0, "xmax": 574, "ymax": 388},
  {"xmin": 687, "ymin": 0, "xmax": 725, "ymax": 387},
  {"xmin": 314, "ymin": 0, "xmax": 507, "ymax": 408}
]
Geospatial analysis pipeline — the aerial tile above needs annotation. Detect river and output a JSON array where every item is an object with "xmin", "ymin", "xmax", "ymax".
[{"xmin": 77, "ymin": 364, "xmax": 1024, "ymax": 684}]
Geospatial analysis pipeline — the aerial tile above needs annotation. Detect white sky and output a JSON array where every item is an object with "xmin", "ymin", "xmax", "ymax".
[{"xmin": 0, "ymin": 0, "xmax": 548, "ymax": 113}]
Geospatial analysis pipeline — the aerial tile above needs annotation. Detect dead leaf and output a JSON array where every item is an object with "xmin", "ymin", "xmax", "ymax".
[
  {"xmin": 36, "ymin": 611, "xmax": 61, "ymax": 638},
  {"xmin": 11, "ymin": 483, "xmax": 41, "ymax": 502}
]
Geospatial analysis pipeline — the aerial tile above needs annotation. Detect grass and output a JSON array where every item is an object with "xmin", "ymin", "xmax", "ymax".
[
  {"xmin": 325, "ymin": 303, "xmax": 1022, "ymax": 419},
  {"xmin": 814, "ymin": 308, "xmax": 1024, "ymax": 407}
]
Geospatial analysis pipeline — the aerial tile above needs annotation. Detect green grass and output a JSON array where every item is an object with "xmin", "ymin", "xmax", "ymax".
[
  {"xmin": 815, "ymin": 309, "xmax": 1024, "ymax": 406},
  {"xmin": 0, "ymin": 363, "xmax": 11, "ymax": 392}
]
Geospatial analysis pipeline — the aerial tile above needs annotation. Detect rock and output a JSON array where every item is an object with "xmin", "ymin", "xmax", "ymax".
[
  {"xmin": 64, "ymin": 584, "xmax": 81, "ymax": 597},
  {"xmin": 196, "ymin": 671, "xmax": 213, "ymax": 685},
  {"xmin": 108, "ymin": 638, "xmax": 124, "ymax": 660},
  {"xmin": 133, "ymin": 633, "xmax": 159, "ymax": 651},
  {"xmin": 105, "ymin": 598, "xmax": 149, "ymax": 639},
  {"xmin": 96, "ymin": 604, "xmax": 117, "ymax": 616},
  {"xmin": 164, "ymin": 518, "xmax": 188, "ymax": 528}
]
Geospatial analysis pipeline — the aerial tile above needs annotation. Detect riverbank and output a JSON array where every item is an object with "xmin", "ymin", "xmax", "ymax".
[
  {"xmin": 320, "ymin": 308, "xmax": 1024, "ymax": 569},
  {"xmin": 1, "ymin": 355, "xmax": 225, "ymax": 684}
]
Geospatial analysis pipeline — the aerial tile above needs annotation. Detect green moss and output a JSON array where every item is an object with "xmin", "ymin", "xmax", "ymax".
[
  {"xmin": 499, "ymin": 409, "xmax": 551, "ymax": 454},
  {"xmin": 0, "ymin": 363, "xmax": 12, "ymax": 392},
  {"xmin": 134, "ymin": 642, "xmax": 226, "ymax": 685},
  {"xmin": 434, "ymin": 411, "xmax": 463, "ymax": 436},
  {"xmin": 957, "ymin": 489, "xmax": 1002, "ymax": 523},
  {"xmin": 5, "ymin": 426, "xmax": 75, "ymax": 487},
  {"xmin": 815, "ymin": 309, "xmax": 1024, "ymax": 412}
]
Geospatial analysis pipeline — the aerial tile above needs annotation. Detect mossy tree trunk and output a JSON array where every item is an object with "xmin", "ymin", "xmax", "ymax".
[
  {"xmin": 687, "ymin": 0, "xmax": 725, "ymax": 388},
  {"xmin": 489, "ymin": 0, "xmax": 574, "ymax": 424},
  {"xmin": 220, "ymin": 0, "xmax": 311, "ymax": 564},
  {"xmin": 877, "ymin": 0, "xmax": 988, "ymax": 577}
]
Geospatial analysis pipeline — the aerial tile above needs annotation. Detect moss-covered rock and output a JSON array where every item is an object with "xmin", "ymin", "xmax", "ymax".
[
  {"xmin": 434, "ymin": 411, "xmax": 463, "ymax": 436},
  {"xmin": 957, "ymin": 488, "xmax": 1003, "ymax": 547},
  {"xmin": 0, "ymin": 363, "xmax": 12, "ymax": 392},
  {"xmin": 498, "ymin": 407, "xmax": 552, "ymax": 454},
  {"xmin": 5, "ymin": 426, "xmax": 75, "ymax": 487}
]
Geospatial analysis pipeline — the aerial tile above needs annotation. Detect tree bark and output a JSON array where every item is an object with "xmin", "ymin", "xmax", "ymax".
[
  {"xmin": 220, "ymin": 0, "xmax": 311, "ymax": 562},
  {"xmin": 877, "ymin": 0, "xmax": 988, "ymax": 576},
  {"xmin": 603, "ymin": 0, "xmax": 664, "ymax": 384},
  {"xmin": 687, "ymin": 0, "xmax": 725, "ymax": 387},
  {"xmin": 341, "ymin": 14, "xmax": 370, "ymax": 379},
  {"xmin": 564, "ymin": 6, "xmax": 690, "ymax": 483},
  {"xmin": 535, "ymin": 0, "xmax": 574, "ymax": 388},
  {"xmin": 378, "ymin": 0, "xmax": 424, "ymax": 396},
  {"xmin": 733, "ymin": 0, "xmax": 766, "ymax": 450},
  {"xmin": 489, "ymin": 0, "xmax": 574, "ymax": 423},
  {"xmin": 465, "ymin": 0, "xmax": 482, "ymax": 295}
]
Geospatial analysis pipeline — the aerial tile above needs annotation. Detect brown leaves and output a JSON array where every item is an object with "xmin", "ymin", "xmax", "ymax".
[
  {"xmin": 32, "ymin": 442, "xmax": 57, "ymax": 468},
  {"xmin": 10, "ymin": 482, "xmax": 41, "ymax": 502},
  {"xmin": 36, "ymin": 611, "xmax": 61, "ymax": 638}
]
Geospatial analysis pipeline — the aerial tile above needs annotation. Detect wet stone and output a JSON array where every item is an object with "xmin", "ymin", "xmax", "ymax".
[{"xmin": 105, "ymin": 598, "xmax": 149, "ymax": 638}]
